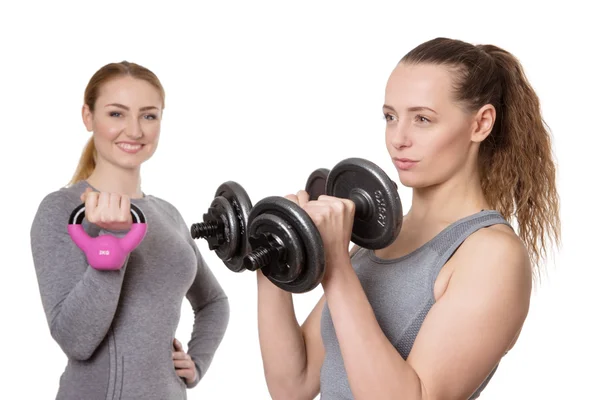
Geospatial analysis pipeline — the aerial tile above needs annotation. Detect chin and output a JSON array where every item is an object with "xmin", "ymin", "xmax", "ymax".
[
  {"xmin": 113, "ymin": 149, "xmax": 153, "ymax": 168},
  {"xmin": 397, "ymin": 172, "xmax": 420, "ymax": 188},
  {"xmin": 397, "ymin": 172, "xmax": 434, "ymax": 189},
  {"xmin": 112, "ymin": 156, "xmax": 148, "ymax": 170}
]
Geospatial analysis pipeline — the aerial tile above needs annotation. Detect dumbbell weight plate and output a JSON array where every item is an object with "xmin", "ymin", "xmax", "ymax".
[
  {"xmin": 326, "ymin": 158, "xmax": 402, "ymax": 249},
  {"xmin": 245, "ymin": 212, "xmax": 304, "ymax": 284},
  {"xmin": 211, "ymin": 182, "xmax": 253, "ymax": 272},
  {"xmin": 305, "ymin": 168, "xmax": 330, "ymax": 200},
  {"xmin": 205, "ymin": 196, "xmax": 239, "ymax": 261},
  {"xmin": 246, "ymin": 196, "xmax": 325, "ymax": 293}
]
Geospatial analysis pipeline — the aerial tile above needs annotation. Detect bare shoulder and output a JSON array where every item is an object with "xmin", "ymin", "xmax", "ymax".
[
  {"xmin": 456, "ymin": 223, "xmax": 532, "ymax": 285},
  {"xmin": 407, "ymin": 223, "xmax": 533, "ymax": 399},
  {"xmin": 436, "ymin": 222, "xmax": 532, "ymax": 306}
]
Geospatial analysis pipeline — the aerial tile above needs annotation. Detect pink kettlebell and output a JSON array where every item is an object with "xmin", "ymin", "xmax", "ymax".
[{"xmin": 67, "ymin": 203, "xmax": 148, "ymax": 270}]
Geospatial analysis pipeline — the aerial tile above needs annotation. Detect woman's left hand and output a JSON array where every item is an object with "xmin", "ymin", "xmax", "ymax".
[{"xmin": 172, "ymin": 338, "xmax": 196, "ymax": 384}]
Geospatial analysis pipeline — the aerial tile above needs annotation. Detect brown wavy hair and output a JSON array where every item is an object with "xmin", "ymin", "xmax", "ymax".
[
  {"xmin": 401, "ymin": 38, "xmax": 561, "ymax": 279},
  {"xmin": 69, "ymin": 61, "xmax": 165, "ymax": 185}
]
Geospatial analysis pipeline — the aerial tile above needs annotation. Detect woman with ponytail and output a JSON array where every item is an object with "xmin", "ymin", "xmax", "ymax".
[
  {"xmin": 257, "ymin": 38, "xmax": 561, "ymax": 400},
  {"xmin": 30, "ymin": 61, "xmax": 229, "ymax": 399}
]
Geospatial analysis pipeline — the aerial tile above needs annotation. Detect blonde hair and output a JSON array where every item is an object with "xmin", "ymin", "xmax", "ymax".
[{"xmin": 69, "ymin": 61, "xmax": 165, "ymax": 185}]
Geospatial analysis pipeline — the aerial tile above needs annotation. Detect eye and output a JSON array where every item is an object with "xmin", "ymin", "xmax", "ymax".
[
  {"xmin": 383, "ymin": 113, "xmax": 397, "ymax": 122},
  {"xmin": 143, "ymin": 114, "xmax": 158, "ymax": 120},
  {"xmin": 416, "ymin": 115, "xmax": 431, "ymax": 123},
  {"xmin": 109, "ymin": 112, "xmax": 122, "ymax": 117}
]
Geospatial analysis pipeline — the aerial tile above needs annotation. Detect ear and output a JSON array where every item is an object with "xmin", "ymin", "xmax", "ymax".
[
  {"xmin": 471, "ymin": 104, "xmax": 496, "ymax": 143},
  {"xmin": 82, "ymin": 104, "xmax": 94, "ymax": 132}
]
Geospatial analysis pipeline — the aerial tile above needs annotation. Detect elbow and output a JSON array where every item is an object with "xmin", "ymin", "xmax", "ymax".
[
  {"xmin": 193, "ymin": 295, "xmax": 230, "ymax": 334},
  {"xmin": 210, "ymin": 294, "xmax": 230, "ymax": 329},
  {"xmin": 57, "ymin": 340, "xmax": 96, "ymax": 361},
  {"xmin": 265, "ymin": 372, "xmax": 314, "ymax": 400},
  {"xmin": 269, "ymin": 387, "xmax": 314, "ymax": 400},
  {"xmin": 50, "ymin": 326, "xmax": 96, "ymax": 361},
  {"xmin": 217, "ymin": 295, "xmax": 231, "ymax": 328},
  {"xmin": 267, "ymin": 384, "xmax": 304, "ymax": 400},
  {"xmin": 222, "ymin": 295, "xmax": 230, "ymax": 319}
]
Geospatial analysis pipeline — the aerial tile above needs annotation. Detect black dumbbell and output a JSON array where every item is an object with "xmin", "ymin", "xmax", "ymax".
[
  {"xmin": 188, "ymin": 177, "xmax": 322, "ymax": 291},
  {"xmin": 305, "ymin": 157, "xmax": 403, "ymax": 250},
  {"xmin": 239, "ymin": 157, "xmax": 403, "ymax": 294},
  {"xmin": 190, "ymin": 181, "xmax": 253, "ymax": 272}
]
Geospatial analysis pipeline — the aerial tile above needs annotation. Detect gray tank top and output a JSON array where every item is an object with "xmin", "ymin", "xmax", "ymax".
[{"xmin": 319, "ymin": 210, "xmax": 512, "ymax": 399}]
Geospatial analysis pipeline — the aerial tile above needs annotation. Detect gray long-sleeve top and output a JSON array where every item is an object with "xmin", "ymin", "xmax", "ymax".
[{"xmin": 30, "ymin": 180, "xmax": 230, "ymax": 400}]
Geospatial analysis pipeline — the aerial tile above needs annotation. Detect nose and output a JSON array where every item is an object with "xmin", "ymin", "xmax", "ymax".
[
  {"xmin": 388, "ymin": 121, "xmax": 411, "ymax": 150},
  {"xmin": 125, "ymin": 117, "xmax": 143, "ymax": 140}
]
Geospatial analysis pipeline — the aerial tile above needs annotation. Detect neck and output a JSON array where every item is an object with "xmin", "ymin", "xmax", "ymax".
[
  {"xmin": 406, "ymin": 168, "xmax": 489, "ymax": 225},
  {"xmin": 86, "ymin": 160, "xmax": 144, "ymax": 199}
]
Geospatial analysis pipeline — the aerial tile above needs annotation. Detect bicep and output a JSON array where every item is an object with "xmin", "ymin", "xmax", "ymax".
[{"xmin": 406, "ymin": 233, "xmax": 532, "ymax": 400}]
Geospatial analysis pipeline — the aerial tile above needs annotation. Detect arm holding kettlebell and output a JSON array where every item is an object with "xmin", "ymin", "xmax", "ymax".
[{"xmin": 30, "ymin": 189, "xmax": 135, "ymax": 361}]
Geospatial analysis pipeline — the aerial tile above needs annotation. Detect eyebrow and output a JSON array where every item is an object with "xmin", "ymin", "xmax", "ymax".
[
  {"xmin": 105, "ymin": 103, "xmax": 159, "ymax": 112},
  {"xmin": 382, "ymin": 104, "xmax": 438, "ymax": 115}
]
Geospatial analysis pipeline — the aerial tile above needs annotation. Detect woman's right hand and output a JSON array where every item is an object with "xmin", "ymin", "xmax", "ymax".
[{"xmin": 80, "ymin": 187, "xmax": 133, "ymax": 231}]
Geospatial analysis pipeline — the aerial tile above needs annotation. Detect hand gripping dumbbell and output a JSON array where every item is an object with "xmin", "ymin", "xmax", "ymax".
[
  {"xmin": 189, "ymin": 181, "xmax": 253, "ymax": 273},
  {"xmin": 67, "ymin": 203, "xmax": 148, "ymax": 270},
  {"xmin": 304, "ymin": 157, "xmax": 403, "ymax": 250},
  {"xmin": 239, "ymin": 157, "xmax": 403, "ymax": 293}
]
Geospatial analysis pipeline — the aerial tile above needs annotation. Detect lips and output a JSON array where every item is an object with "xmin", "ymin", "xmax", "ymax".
[
  {"xmin": 393, "ymin": 157, "xmax": 418, "ymax": 171},
  {"xmin": 116, "ymin": 142, "xmax": 144, "ymax": 154}
]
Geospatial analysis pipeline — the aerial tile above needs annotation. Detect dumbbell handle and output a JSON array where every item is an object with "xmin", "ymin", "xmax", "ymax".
[
  {"xmin": 306, "ymin": 168, "xmax": 377, "ymax": 220},
  {"xmin": 348, "ymin": 190, "xmax": 372, "ymax": 220},
  {"xmin": 309, "ymin": 186, "xmax": 371, "ymax": 220}
]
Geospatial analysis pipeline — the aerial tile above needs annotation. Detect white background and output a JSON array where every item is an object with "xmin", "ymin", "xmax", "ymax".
[{"xmin": 0, "ymin": 1, "xmax": 598, "ymax": 399}]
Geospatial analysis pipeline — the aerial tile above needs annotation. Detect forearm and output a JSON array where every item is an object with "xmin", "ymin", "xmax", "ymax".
[
  {"xmin": 323, "ymin": 254, "xmax": 423, "ymax": 400},
  {"xmin": 186, "ymin": 293, "xmax": 230, "ymax": 387},
  {"xmin": 257, "ymin": 272, "xmax": 308, "ymax": 395},
  {"xmin": 31, "ymin": 196, "xmax": 130, "ymax": 361}
]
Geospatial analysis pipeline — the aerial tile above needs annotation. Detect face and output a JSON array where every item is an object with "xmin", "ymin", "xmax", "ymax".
[
  {"xmin": 383, "ymin": 63, "xmax": 494, "ymax": 189},
  {"xmin": 82, "ymin": 76, "xmax": 163, "ymax": 171}
]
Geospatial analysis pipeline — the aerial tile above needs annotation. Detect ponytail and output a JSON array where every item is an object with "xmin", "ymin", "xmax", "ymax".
[
  {"xmin": 477, "ymin": 45, "xmax": 561, "ymax": 278},
  {"xmin": 68, "ymin": 137, "xmax": 96, "ymax": 186}
]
